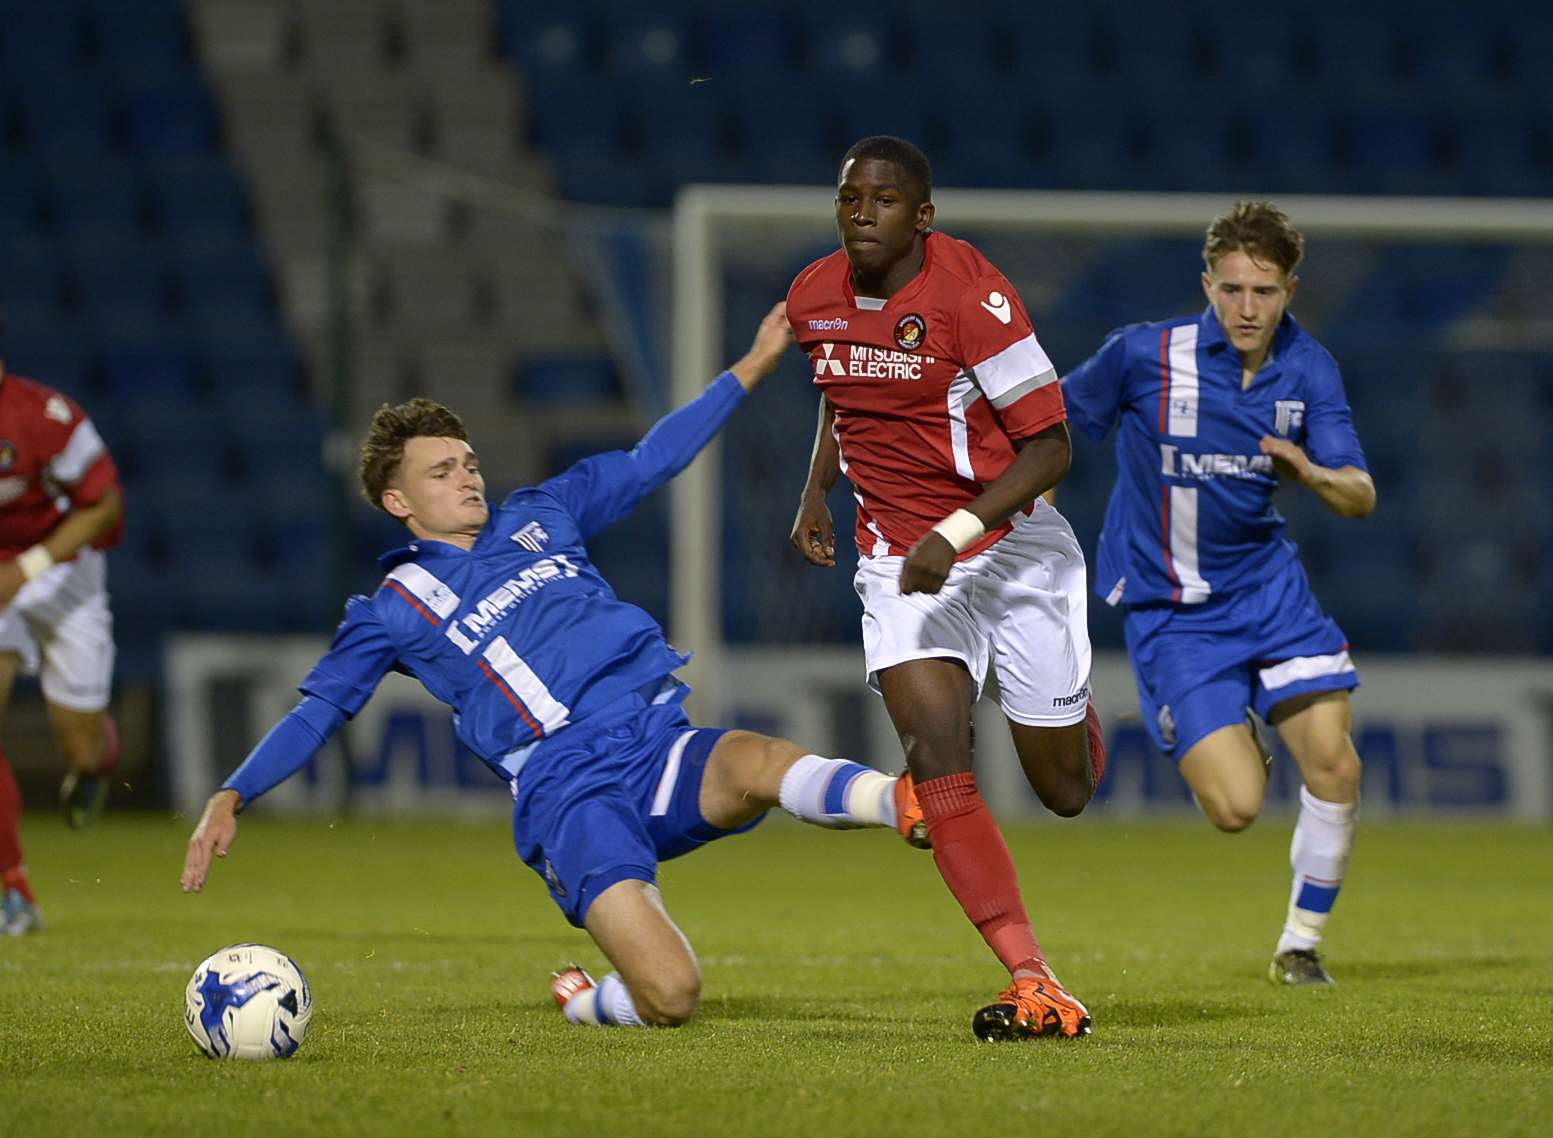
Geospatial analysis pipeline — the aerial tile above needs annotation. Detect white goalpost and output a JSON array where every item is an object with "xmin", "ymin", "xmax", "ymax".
[{"xmin": 670, "ymin": 185, "xmax": 1553, "ymax": 724}]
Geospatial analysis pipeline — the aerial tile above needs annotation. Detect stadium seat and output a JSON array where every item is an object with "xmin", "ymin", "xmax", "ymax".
[
  {"xmin": 514, "ymin": 353, "xmax": 624, "ymax": 406},
  {"xmin": 124, "ymin": 81, "xmax": 219, "ymax": 156},
  {"xmin": 605, "ymin": 10, "xmax": 694, "ymax": 78},
  {"xmin": 0, "ymin": 3, "xmax": 88, "ymax": 77},
  {"xmin": 145, "ymin": 157, "xmax": 254, "ymax": 239},
  {"xmin": 699, "ymin": 8, "xmax": 797, "ymax": 74},
  {"xmin": 99, "ymin": 341, "xmax": 202, "ymax": 399}
]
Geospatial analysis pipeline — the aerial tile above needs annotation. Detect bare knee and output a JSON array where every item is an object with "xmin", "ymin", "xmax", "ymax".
[
  {"xmin": 1197, "ymin": 792, "xmax": 1261, "ymax": 833},
  {"xmin": 1036, "ymin": 773, "xmax": 1092, "ymax": 819},
  {"xmin": 632, "ymin": 971, "xmax": 700, "ymax": 1026},
  {"xmin": 1302, "ymin": 748, "xmax": 1361, "ymax": 803}
]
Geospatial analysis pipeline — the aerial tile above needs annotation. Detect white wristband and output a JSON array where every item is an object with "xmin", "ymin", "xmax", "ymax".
[
  {"xmin": 930, "ymin": 508, "xmax": 985, "ymax": 554},
  {"xmin": 17, "ymin": 545, "xmax": 54, "ymax": 581}
]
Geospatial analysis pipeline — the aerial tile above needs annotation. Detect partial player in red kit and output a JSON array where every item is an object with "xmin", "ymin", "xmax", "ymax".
[
  {"xmin": 786, "ymin": 136, "xmax": 1105, "ymax": 1039},
  {"xmin": 0, "ymin": 335, "xmax": 125, "ymax": 936}
]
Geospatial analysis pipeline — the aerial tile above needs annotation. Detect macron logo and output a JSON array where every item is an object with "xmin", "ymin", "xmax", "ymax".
[
  {"xmin": 814, "ymin": 343, "xmax": 846, "ymax": 377},
  {"xmin": 808, "ymin": 317, "xmax": 849, "ymax": 331},
  {"xmin": 980, "ymin": 291, "xmax": 1012, "ymax": 325}
]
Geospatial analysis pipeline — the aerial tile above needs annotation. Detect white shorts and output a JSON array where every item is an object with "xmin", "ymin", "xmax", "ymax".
[
  {"xmin": 854, "ymin": 499, "xmax": 1092, "ymax": 727},
  {"xmin": 0, "ymin": 547, "xmax": 115, "ymax": 711}
]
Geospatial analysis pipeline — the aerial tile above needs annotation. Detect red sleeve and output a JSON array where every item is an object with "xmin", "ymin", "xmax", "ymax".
[
  {"xmin": 44, "ymin": 409, "xmax": 120, "ymax": 508},
  {"xmin": 954, "ymin": 273, "xmax": 1066, "ymax": 440}
]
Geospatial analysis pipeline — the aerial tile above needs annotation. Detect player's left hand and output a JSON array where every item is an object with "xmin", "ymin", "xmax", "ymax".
[
  {"xmin": 1260, "ymin": 435, "xmax": 1314, "ymax": 484},
  {"xmin": 899, "ymin": 532, "xmax": 955, "ymax": 595},
  {"xmin": 0, "ymin": 561, "xmax": 23, "ymax": 608},
  {"xmin": 182, "ymin": 789, "xmax": 242, "ymax": 893}
]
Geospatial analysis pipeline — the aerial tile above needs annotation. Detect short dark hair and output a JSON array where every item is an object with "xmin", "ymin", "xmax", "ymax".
[
  {"xmin": 1203, "ymin": 200, "xmax": 1305, "ymax": 276},
  {"xmin": 839, "ymin": 135, "xmax": 933, "ymax": 205},
  {"xmin": 359, "ymin": 398, "xmax": 469, "ymax": 515}
]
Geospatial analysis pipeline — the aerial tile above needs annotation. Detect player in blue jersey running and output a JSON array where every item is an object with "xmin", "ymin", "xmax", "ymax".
[
  {"xmin": 1062, "ymin": 202, "xmax": 1375, "ymax": 987},
  {"xmin": 180, "ymin": 305, "xmax": 927, "ymax": 1028}
]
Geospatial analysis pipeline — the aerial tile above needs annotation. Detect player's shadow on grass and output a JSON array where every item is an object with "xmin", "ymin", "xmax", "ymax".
[
  {"xmin": 1337, "ymin": 955, "xmax": 1537, "ymax": 982},
  {"xmin": 1100, "ymin": 997, "xmax": 1287, "ymax": 1030},
  {"xmin": 701, "ymin": 995, "xmax": 911, "ymax": 1026},
  {"xmin": 277, "ymin": 928, "xmax": 570, "ymax": 950}
]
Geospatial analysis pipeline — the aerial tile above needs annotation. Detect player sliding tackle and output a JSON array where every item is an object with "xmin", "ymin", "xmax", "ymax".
[
  {"xmin": 181, "ymin": 305, "xmax": 926, "ymax": 1029},
  {"xmin": 787, "ymin": 136, "xmax": 1106, "ymax": 1040}
]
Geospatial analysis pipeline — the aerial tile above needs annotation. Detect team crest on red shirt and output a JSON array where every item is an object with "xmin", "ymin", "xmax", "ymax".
[
  {"xmin": 894, "ymin": 313, "xmax": 926, "ymax": 352},
  {"xmin": 0, "ymin": 441, "xmax": 15, "ymax": 472}
]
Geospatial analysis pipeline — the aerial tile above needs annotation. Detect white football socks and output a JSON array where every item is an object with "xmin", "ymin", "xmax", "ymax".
[
  {"xmin": 778, "ymin": 755, "xmax": 896, "ymax": 829},
  {"xmin": 1276, "ymin": 785, "xmax": 1358, "ymax": 955},
  {"xmin": 563, "ymin": 972, "xmax": 645, "ymax": 1027}
]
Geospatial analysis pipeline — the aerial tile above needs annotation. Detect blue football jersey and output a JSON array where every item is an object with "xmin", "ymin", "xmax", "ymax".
[
  {"xmin": 1062, "ymin": 308, "xmax": 1367, "ymax": 608},
  {"xmin": 296, "ymin": 374, "xmax": 745, "ymax": 780}
]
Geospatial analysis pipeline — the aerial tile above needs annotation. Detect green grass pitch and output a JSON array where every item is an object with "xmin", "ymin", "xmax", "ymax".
[{"xmin": 3, "ymin": 813, "xmax": 1550, "ymax": 1138}]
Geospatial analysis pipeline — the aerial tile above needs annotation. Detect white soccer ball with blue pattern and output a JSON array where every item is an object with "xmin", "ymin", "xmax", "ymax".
[{"xmin": 184, "ymin": 943, "xmax": 313, "ymax": 1060}]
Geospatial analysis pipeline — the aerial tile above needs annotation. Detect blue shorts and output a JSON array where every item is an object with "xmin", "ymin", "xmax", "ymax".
[
  {"xmin": 1124, "ymin": 557, "xmax": 1359, "ymax": 759},
  {"xmin": 510, "ymin": 700, "xmax": 763, "ymax": 927}
]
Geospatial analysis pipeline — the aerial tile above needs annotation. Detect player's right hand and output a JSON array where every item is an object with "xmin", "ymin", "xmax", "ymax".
[
  {"xmin": 181, "ymin": 789, "xmax": 241, "ymax": 893},
  {"xmin": 791, "ymin": 492, "xmax": 836, "ymax": 567}
]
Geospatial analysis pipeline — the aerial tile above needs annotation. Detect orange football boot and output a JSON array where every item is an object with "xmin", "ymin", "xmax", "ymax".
[
  {"xmin": 893, "ymin": 771, "xmax": 931, "ymax": 849},
  {"xmin": 972, "ymin": 968, "xmax": 1092, "ymax": 1040}
]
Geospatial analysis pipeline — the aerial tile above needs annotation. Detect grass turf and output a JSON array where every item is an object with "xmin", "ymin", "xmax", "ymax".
[{"xmin": 2, "ymin": 813, "xmax": 1550, "ymax": 1138}]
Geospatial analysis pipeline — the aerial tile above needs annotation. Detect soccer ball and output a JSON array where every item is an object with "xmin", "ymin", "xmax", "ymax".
[{"xmin": 184, "ymin": 943, "xmax": 314, "ymax": 1060}]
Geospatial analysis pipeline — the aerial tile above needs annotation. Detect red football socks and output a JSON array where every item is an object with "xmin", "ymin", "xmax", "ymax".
[
  {"xmin": 0, "ymin": 748, "xmax": 30, "ymax": 899},
  {"xmin": 916, "ymin": 771, "xmax": 1044, "ymax": 975},
  {"xmin": 1085, "ymin": 700, "xmax": 1107, "ymax": 787}
]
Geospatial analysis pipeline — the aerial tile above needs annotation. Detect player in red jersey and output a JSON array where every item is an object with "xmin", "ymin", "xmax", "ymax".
[
  {"xmin": 0, "ymin": 339, "xmax": 124, "ymax": 936},
  {"xmin": 787, "ymin": 136, "xmax": 1104, "ymax": 1039}
]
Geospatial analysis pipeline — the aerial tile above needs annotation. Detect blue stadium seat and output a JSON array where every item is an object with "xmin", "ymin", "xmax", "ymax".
[
  {"xmin": 1452, "ymin": 112, "xmax": 1553, "ymax": 198},
  {"xmin": 622, "ymin": 77, "xmax": 728, "ymax": 173},
  {"xmin": 515, "ymin": 353, "xmax": 624, "ymax": 406},
  {"xmin": 604, "ymin": 9, "xmax": 694, "ymax": 78},
  {"xmin": 15, "ymin": 85, "xmax": 118, "ymax": 159},
  {"xmin": 500, "ymin": 2, "xmax": 596, "ymax": 76},
  {"xmin": 90, "ymin": 0, "xmax": 194, "ymax": 84},
  {"xmin": 99, "ymin": 340, "xmax": 201, "ymax": 399},
  {"xmin": 124, "ymin": 81, "xmax": 218, "ymax": 156},
  {"xmin": 0, "ymin": 334, "xmax": 91, "ymax": 395},
  {"xmin": 523, "ymin": 72, "xmax": 625, "ymax": 157},
  {"xmin": 0, "ymin": 3, "xmax": 88, "ymax": 76},
  {"xmin": 148, "ymin": 158, "xmax": 253, "ymax": 242},
  {"xmin": 0, "ymin": 235, "xmax": 70, "ymax": 308},
  {"xmin": 699, "ymin": 8, "xmax": 797, "ymax": 74},
  {"xmin": 42, "ymin": 154, "xmax": 146, "ymax": 232},
  {"xmin": 0, "ymin": 171, "xmax": 44, "ymax": 239}
]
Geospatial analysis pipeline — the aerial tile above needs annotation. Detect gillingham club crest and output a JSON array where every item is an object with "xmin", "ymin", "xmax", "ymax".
[{"xmin": 894, "ymin": 313, "xmax": 926, "ymax": 352}]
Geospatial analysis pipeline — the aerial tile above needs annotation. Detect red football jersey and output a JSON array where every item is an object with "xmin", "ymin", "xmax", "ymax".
[
  {"xmin": 786, "ymin": 231, "xmax": 1066, "ymax": 560},
  {"xmin": 0, "ymin": 372, "xmax": 123, "ymax": 557}
]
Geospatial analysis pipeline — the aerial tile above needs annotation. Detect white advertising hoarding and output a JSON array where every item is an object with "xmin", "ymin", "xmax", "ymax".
[{"xmin": 167, "ymin": 637, "xmax": 1553, "ymax": 821}]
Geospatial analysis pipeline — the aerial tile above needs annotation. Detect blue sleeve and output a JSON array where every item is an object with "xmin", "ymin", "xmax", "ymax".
[
  {"xmin": 1302, "ymin": 353, "xmax": 1368, "ymax": 472},
  {"xmin": 1061, "ymin": 326, "xmax": 1135, "ymax": 442},
  {"xmin": 536, "ymin": 369, "xmax": 746, "ymax": 539},
  {"xmin": 296, "ymin": 596, "xmax": 398, "ymax": 716},
  {"xmin": 222, "ymin": 696, "xmax": 347, "ymax": 807}
]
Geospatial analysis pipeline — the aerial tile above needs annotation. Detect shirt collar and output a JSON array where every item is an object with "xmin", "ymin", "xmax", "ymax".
[
  {"xmin": 1198, "ymin": 306, "xmax": 1303, "ymax": 361},
  {"xmin": 377, "ymin": 531, "xmax": 486, "ymax": 570}
]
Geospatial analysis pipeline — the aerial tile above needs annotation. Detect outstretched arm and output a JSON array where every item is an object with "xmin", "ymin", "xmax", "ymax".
[
  {"xmin": 544, "ymin": 304, "xmax": 795, "ymax": 538},
  {"xmin": 181, "ymin": 695, "xmax": 347, "ymax": 892},
  {"xmin": 790, "ymin": 396, "xmax": 840, "ymax": 567},
  {"xmin": 1259, "ymin": 436, "xmax": 1376, "ymax": 518}
]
